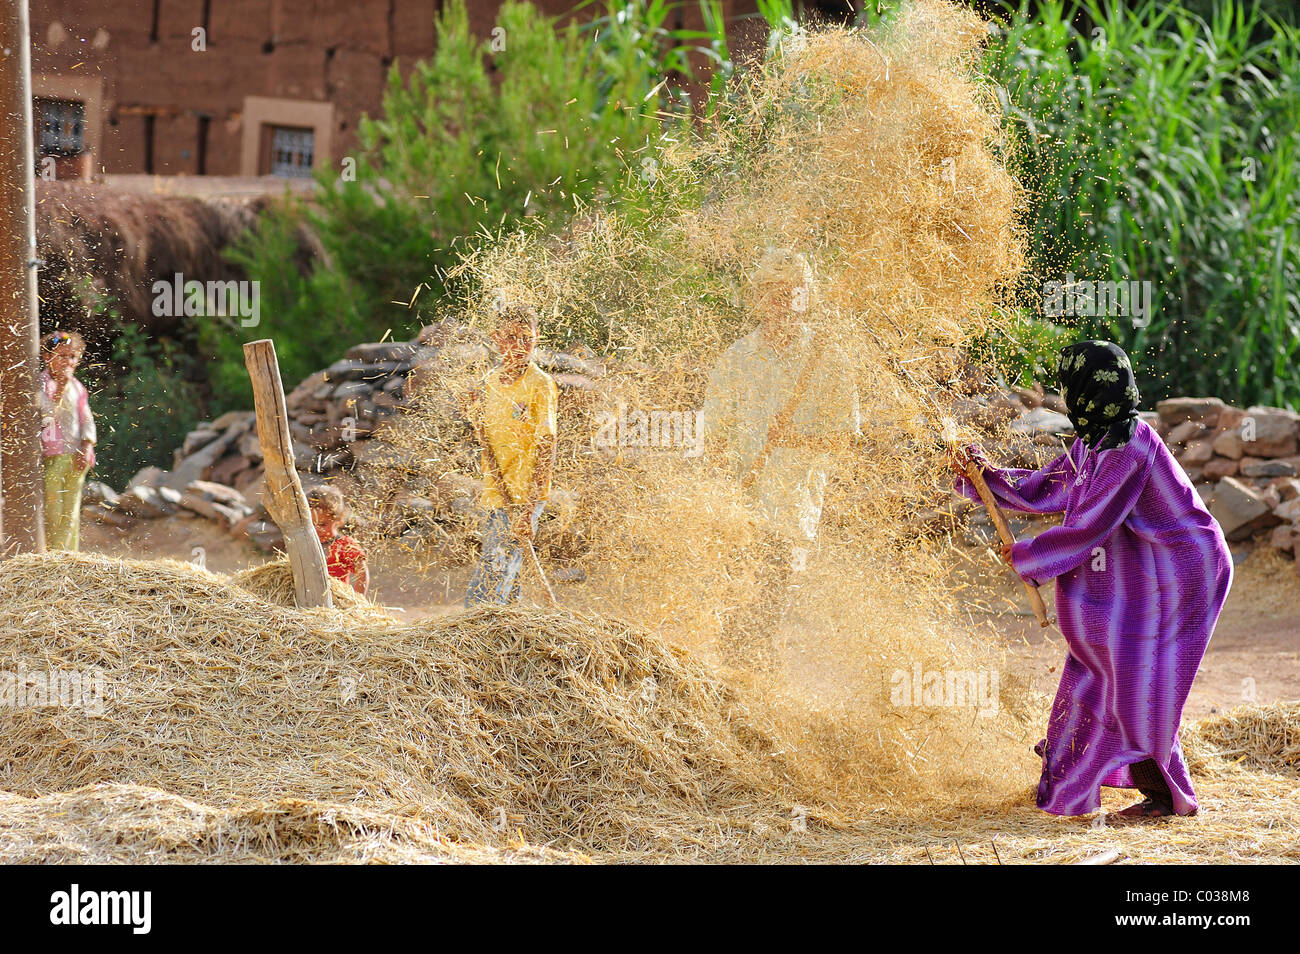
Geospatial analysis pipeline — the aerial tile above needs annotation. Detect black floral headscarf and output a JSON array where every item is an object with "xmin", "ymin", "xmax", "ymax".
[{"xmin": 1056, "ymin": 340, "xmax": 1141, "ymax": 451}]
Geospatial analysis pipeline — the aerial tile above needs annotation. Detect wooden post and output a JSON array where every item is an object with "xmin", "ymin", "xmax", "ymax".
[
  {"xmin": 0, "ymin": 0, "xmax": 46, "ymax": 555},
  {"xmin": 243, "ymin": 339, "xmax": 332, "ymax": 608}
]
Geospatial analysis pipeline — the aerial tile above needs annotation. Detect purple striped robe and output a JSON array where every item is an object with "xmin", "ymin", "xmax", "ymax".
[{"xmin": 957, "ymin": 420, "xmax": 1232, "ymax": 815}]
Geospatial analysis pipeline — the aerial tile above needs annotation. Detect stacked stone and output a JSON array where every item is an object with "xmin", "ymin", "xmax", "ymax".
[{"xmin": 1155, "ymin": 398, "xmax": 1300, "ymax": 556}]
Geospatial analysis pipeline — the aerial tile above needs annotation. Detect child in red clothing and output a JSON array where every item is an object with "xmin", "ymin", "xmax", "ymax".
[{"xmin": 307, "ymin": 486, "xmax": 369, "ymax": 596}]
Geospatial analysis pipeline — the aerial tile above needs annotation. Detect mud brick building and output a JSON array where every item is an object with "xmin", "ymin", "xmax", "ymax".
[{"xmin": 27, "ymin": 0, "xmax": 860, "ymax": 180}]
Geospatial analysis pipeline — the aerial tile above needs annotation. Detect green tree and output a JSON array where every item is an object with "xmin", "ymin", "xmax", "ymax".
[
  {"xmin": 224, "ymin": 0, "xmax": 696, "ymax": 394},
  {"xmin": 81, "ymin": 324, "xmax": 204, "ymax": 489}
]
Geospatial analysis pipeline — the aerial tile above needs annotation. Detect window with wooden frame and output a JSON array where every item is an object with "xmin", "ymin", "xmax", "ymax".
[
  {"xmin": 262, "ymin": 125, "xmax": 315, "ymax": 177},
  {"xmin": 36, "ymin": 98, "xmax": 85, "ymax": 156}
]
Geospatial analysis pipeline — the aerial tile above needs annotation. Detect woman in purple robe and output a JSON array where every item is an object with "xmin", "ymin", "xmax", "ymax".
[{"xmin": 954, "ymin": 341, "xmax": 1232, "ymax": 818}]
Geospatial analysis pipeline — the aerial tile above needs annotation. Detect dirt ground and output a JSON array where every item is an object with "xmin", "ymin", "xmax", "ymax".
[{"xmin": 81, "ymin": 514, "xmax": 1300, "ymax": 721}]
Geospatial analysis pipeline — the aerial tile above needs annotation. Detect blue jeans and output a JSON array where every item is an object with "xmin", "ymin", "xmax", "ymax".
[{"xmin": 466, "ymin": 502, "xmax": 546, "ymax": 606}]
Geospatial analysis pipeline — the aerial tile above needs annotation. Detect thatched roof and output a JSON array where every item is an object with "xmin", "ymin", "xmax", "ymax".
[{"xmin": 34, "ymin": 180, "xmax": 324, "ymax": 346}]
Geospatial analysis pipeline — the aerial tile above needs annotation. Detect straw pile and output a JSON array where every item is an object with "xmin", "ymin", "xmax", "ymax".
[
  {"xmin": 0, "ymin": 784, "xmax": 582, "ymax": 865},
  {"xmin": 231, "ymin": 558, "xmax": 397, "ymax": 623},
  {"xmin": 0, "ymin": 552, "xmax": 804, "ymax": 854},
  {"xmin": 0, "ymin": 552, "xmax": 1296, "ymax": 862},
  {"xmin": 34, "ymin": 180, "xmax": 283, "ymax": 337},
  {"xmin": 1183, "ymin": 703, "xmax": 1300, "ymax": 776}
]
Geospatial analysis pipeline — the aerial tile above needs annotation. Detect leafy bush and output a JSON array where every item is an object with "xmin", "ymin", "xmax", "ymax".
[{"xmin": 81, "ymin": 324, "xmax": 203, "ymax": 490}]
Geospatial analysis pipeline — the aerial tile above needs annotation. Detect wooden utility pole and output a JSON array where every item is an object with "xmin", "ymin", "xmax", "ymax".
[
  {"xmin": 243, "ymin": 338, "xmax": 332, "ymax": 608},
  {"xmin": 0, "ymin": 0, "xmax": 46, "ymax": 555}
]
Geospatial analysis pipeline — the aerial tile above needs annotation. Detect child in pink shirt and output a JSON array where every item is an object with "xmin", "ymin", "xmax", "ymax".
[{"xmin": 40, "ymin": 330, "xmax": 97, "ymax": 551}]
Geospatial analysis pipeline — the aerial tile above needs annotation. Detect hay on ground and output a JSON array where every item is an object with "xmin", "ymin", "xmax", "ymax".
[
  {"xmin": 0, "ymin": 552, "xmax": 1296, "ymax": 863},
  {"xmin": 1183, "ymin": 703, "xmax": 1300, "ymax": 776},
  {"xmin": 0, "ymin": 784, "xmax": 581, "ymax": 865},
  {"xmin": 231, "ymin": 558, "xmax": 398, "ymax": 623},
  {"xmin": 0, "ymin": 552, "xmax": 802, "ymax": 854}
]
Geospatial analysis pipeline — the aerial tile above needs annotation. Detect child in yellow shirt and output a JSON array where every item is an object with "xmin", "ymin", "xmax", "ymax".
[{"xmin": 464, "ymin": 305, "xmax": 559, "ymax": 606}]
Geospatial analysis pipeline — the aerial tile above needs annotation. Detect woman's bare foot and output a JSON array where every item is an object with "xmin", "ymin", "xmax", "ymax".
[{"xmin": 1114, "ymin": 797, "xmax": 1179, "ymax": 820}]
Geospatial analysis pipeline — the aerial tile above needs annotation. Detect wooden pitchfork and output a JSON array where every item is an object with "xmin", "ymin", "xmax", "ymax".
[
  {"xmin": 941, "ymin": 416, "xmax": 1052, "ymax": 628},
  {"xmin": 881, "ymin": 346, "xmax": 1052, "ymax": 629}
]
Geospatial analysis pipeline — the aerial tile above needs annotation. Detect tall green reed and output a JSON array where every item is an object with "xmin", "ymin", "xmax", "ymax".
[{"xmin": 986, "ymin": 0, "xmax": 1299, "ymax": 407}]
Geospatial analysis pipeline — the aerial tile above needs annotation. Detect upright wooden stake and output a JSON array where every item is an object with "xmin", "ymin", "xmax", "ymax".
[
  {"xmin": 0, "ymin": 0, "xmax": 46, "ymax": 555},
  {"xmin": 243, "ymin": 338, "xmax": 332, "ymax": 608}
]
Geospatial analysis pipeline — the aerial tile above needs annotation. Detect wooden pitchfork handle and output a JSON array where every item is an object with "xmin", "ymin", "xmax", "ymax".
[
  {"xmin": 961, "ymin": 457, "xmax": 1052, "ymax": 628},
  {"xmin": 524, "ymin": 540, "xmax": 558, "ymax": 608},
  {"xmin": 740, "ymin": 338, "xmax": 828, "ymax": 491}
]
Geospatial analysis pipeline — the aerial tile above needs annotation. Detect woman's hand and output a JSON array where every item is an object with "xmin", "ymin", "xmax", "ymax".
[
  {"xmin": 948, "ymin": 442, "xmax": 992, "ymax": 477},
  {"xmin": 74, "ymin": 442, "xmax": 94, "ymax": 472},
  {"xmin": 946, "ymin": 445, "xmax": 971, "ymax": 477},
  {"xmin": 997, "ymin": 542, "xmax": 1014, "ymax": 567}
]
